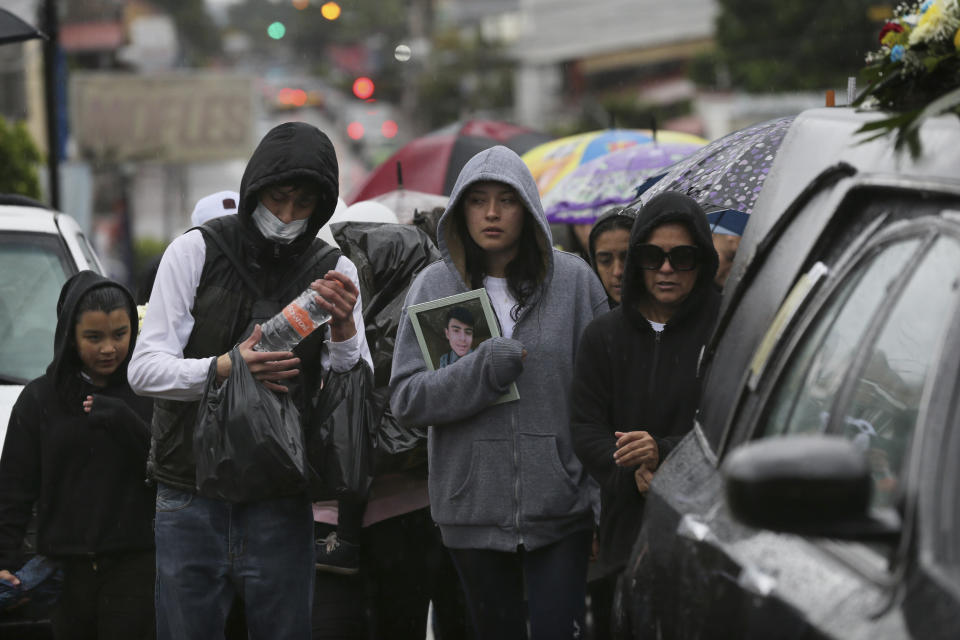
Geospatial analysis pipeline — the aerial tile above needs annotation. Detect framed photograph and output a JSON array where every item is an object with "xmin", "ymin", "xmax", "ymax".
[{"xmin": 407, "ymin": 288, "xmax": 520, "ymax": 404}]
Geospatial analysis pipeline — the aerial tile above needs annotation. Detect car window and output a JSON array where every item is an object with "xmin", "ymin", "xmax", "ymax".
[
  {"xmin": 763, "ymin": 238, "xmax": 920, "ymax": 439},
  {"xmin": 761, "ymin": 234, "xmax": 960, "ymax": 509},
  {"xmin": 0, "ymin": 233, "xmax": 73, "ymax": 383},
  {"xmin": 836, "ymin": 237, "xmax": 960, "ymax": 507}
]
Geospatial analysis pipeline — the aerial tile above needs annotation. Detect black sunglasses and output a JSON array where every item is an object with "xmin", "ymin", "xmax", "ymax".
[{"xmin": 636, "ymin": 244, "xmax": 700, "ymax": 271}]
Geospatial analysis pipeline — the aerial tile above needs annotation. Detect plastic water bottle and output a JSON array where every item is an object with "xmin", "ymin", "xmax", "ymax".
[{"xmin": 254, "ymin": 287, "xmax": 331, "ymax": 352}]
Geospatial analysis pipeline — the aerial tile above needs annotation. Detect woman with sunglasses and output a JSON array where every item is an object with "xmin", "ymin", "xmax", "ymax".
[{"xmin": 570, "ymin": 192, "xmax": 720, "ymax": 634}]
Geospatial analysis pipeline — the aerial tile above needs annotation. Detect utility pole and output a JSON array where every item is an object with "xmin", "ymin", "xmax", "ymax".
[{"xmin": 42, "ymin": 0, "xmax": 59, "ymax": 209}]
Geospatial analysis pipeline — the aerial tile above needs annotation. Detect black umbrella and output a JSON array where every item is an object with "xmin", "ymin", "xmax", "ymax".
[{"xmin": 0, "ymin": 8, "xmax": 46, "ymax": 46}]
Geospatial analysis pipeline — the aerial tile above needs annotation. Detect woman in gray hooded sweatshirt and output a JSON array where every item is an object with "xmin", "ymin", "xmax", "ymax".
[{"xmin": 390, "ymin": 146, "xmax": 609, "ymax": 639}]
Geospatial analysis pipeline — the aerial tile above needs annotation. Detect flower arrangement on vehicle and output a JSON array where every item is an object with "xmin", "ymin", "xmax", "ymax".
[{"xmin": 852, "ymin": 0, "xmax": 960, "ymax": 156}]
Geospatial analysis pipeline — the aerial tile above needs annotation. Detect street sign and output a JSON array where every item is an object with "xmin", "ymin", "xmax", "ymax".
[{"xmin": 70, "ymin": 72, "xmax": 255, "ymax": 163}]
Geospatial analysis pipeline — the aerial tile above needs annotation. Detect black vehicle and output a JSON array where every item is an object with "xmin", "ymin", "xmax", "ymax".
[{"xmin": 621, "ymin": 107, "xmax": 960, "ymax": 639}]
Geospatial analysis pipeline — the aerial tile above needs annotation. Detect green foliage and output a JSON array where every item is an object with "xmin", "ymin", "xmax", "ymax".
[
  {"xmin": 414, "ymin": 29, "xmax": 515, "ymax": 130},
  {"xmin": 132, "ymin": 236, "xmax": 168, "ymax": 286},
  {"xmin": 688, "ymin": 50, "xmax": 721, "ymax": 87},
  {"xmin": 553, "ymin": 95, "xmax": 693, "ymax": 137},
  {"xmin": 0, "ymin": 116, "xmax": 43, "ymax": 199},
  {"xmin": 151, "ymin": 0, "xmax": 222, "ymax": 64},
  {"xmin": 708, "ymin": 0, "xmax": 882, "ymax": 92}
]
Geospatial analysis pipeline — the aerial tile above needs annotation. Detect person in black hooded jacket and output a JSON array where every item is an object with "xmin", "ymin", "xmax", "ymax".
[
  {"xmin": 0, "ymin": 271, "xmax": 155, "ymax": 639},
  {"xmin": 587, "ymin": 206, "xmax": 638, "ymax": 308},
  {"xmin": 128, "ymin": 122, "xmax": 371, "ymax": 640},
  {"xmin": 570, "ymin": 192, "xmax": 721, "ymax": 633}
]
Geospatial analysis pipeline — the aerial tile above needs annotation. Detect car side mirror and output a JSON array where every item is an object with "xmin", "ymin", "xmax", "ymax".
[{"xmin": 723, "ymin": 435, "xmax": 900, "ymax": 543}]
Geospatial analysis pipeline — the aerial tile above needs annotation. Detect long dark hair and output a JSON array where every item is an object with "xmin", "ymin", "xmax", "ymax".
[{"xmin": 454, "ymin": 204, "xmax": 545, "ymax": 321}]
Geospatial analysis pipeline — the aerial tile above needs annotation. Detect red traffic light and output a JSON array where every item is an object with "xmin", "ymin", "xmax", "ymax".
[
  {"xmin": 347, "ymin": 122, "xmax": 365, "ymax": 140},
  {"xmin": 352, "ymin": 77, "xmax": 375, "ymax": 100}
]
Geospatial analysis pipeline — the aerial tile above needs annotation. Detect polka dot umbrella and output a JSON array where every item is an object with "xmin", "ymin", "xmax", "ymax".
[{"xmin": 636, "ymin": 116, "xmax": 796, "ymax": 235}]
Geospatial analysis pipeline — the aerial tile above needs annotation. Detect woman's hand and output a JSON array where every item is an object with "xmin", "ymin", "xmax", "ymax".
[
  {"xmin": 0, "ymin": 569, "xmax": 20, "ymax": 587},
  {"xmin": 83, "ymin": 395, "xmax": 94, "ymax": 413},
  {"xmin": 215, "ymin": 325, "xmax": 301, "ymax": 392},
  {"xmin": 311, "ymin": 271, "xmax": 359, "ymax": 343},
  {"xmin": 613, "ymin": 430, "xmax": 659, "ymax": 469}
]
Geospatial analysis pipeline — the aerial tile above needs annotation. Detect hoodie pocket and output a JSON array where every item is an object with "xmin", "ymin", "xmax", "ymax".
[
  {"xmin": 519, "ymin": 434, "xmax": 582, "ymax": 521},
  {"xmin": 441, "ymin": 439, "xmax": 514, "ymax": 527}
]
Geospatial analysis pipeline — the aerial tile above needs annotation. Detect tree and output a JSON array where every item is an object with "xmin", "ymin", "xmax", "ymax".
[
  {"xmin": 0, "ymin": 116, "xmax": 43, "ymax": 199},
  {"xmin": 151, "ymin": 0, "xmax": 222, "ymax": 64},
  {"xmin": 413, "ymin": 28, "xmax": 515, "ymax": 130},
  {"xmin": 702, "ymin": 0, "xmax": 885, "ymax": 92}
]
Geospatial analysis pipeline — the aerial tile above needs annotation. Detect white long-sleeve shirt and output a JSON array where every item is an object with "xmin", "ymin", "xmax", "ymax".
[{"xmin": 128, "ymin": 229, "xmax": 372, "ymax": 400}]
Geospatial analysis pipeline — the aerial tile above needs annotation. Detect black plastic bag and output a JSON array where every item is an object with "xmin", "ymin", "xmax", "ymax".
[
  {"xmin": 370, "ymin": 386, "xmax": 428, "ymax": 475},
  {"xmin": 331, "ymin": 222, "xmax": 436, "ymax": 472},
  {"xmin": 193, "ymin": 347, "xmax": 306, "ymax": 502},
  {"xmin": 306, "ymin": 360, "xmax": 376, "ymax": 500}
]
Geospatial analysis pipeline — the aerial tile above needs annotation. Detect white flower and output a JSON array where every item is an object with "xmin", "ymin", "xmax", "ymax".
[{"xmin": 909, "ymin": 0, "xmax": 960, "ymax": 44}]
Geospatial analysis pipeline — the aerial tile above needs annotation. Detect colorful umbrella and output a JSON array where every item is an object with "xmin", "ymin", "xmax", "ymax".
[
  {"xmin": 348, "ymin": 120, "xmax": 553, "ymax": 202},
  {"xmin": 542, "ymin": 141, "xmax": 705, "ymax": 224},
  {"xmin": 636, "ymin": 116, "xmax": 796, "ymax": 234},
  {"xmin": 521, "ymin": 129, "xmax": 707, "ymax": 196}
]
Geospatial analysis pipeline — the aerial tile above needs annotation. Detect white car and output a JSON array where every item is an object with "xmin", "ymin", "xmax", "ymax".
[{"xmin": 0, "ymin": 196, "xmax": 104, "ymax": 452}]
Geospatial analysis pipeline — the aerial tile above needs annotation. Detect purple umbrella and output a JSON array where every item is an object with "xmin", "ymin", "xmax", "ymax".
[
  {"xmin": 543, "ymin": 141, "xmax": 705, "ymax": 224},
  {"xmin": 638, "ymin": 116, "xmax": 796, "ymax": 222}
]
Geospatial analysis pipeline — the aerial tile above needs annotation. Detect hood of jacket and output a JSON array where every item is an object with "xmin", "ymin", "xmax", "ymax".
[
  {"xmin": 237, "ymin": 121, "xmax": 339, "ymax": 259},
  {"xmin": 622, "ymin": 192, "xmax": 719, "ymax": 329},
  {"xmin": 47, "ymin": 270, "xmax": 139, "ymax": 406},
  {"xmin": 588, "ymin": 205, "xmax": 638, "ymax": 307},
  {"xmin": 436, "ymin": 145, "xmax": 554, "ymax": 308}
]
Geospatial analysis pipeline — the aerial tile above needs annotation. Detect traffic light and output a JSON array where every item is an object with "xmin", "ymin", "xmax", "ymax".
[
  {"xmin": 267, "ymin": 22, "xmax": 286, "ymax": 39},
  {"xmin": 352, "ymin": 77, "xmax": 374, "ymax": 100},
  {"xmin": 321, "ymin": 2, "xmax": 341, "ymax": 20},
  {"xmin": 347, "ymin": 122, "xmax": 364, "ymax": 140},
  {"xmin": 381, "ymin": 120, "xmax": 398, "ymax": 139}
]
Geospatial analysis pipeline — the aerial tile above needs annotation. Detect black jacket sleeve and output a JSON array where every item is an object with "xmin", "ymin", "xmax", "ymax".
[
  {"xmin": 570, "ymin": 323, "xmax": 636, "ymax": 498},
  {"xmin": 0, "ymin": 390, "xmax": 43, "ymax": 571}
]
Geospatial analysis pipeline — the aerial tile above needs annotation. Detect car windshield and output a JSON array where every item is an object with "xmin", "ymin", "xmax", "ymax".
[{"xmin": 0, "ymin": 232, "xmax": 73, "ymax": 384}]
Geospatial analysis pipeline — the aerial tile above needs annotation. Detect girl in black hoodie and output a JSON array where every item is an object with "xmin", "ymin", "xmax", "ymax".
[
  {"xmin": 571, "ymin": 192, "xmax": 721, "ymax": 634},
  {"xmin": 0, "ymin": 271, "xmax": 155, "ymax": 639}
]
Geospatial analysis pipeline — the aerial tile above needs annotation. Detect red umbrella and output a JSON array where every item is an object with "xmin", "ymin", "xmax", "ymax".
[{"xmin": 347, "ymin": 120, "xmax": 553, "ymax": 203}]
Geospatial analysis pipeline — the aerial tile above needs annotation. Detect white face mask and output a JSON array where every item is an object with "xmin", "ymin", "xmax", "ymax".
[{"xmin": 251, "ymin": 202, "xmax": 308, "ymax": 244}]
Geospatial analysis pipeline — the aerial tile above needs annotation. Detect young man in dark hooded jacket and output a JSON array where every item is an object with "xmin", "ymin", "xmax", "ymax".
[
  {"xmin": 0, "ymin": 271, "xmax": 156, "ymax": 638},
  {"xmin": 128, "ymin": 122, "xmax": 372, "ymax": 640},
  {"xmin": 571, "ymin": 192, "xmax": 721, "ymax": 633}
]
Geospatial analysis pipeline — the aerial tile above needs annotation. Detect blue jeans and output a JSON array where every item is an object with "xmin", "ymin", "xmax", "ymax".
[{"xmin": 154, "ymin": 483, "xmax": 314, "ymax": 640}]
